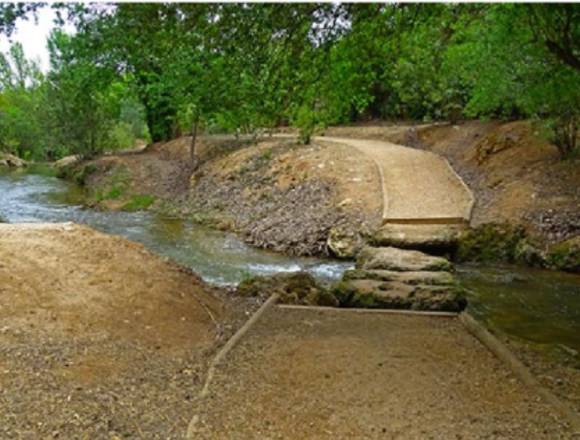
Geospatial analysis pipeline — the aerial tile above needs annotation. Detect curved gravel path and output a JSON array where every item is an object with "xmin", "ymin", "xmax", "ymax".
[{"xmin": 316, "ymin": 136, "xmax": 474, "ymax": 224}]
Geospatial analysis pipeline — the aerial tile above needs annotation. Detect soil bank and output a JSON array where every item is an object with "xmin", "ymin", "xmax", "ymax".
[{"xmin": 0, "ymin": 222, "xmax": 255, "ymax": 439}]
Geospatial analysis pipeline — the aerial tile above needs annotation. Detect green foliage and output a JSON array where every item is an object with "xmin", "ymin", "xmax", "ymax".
[
  {"xmin": 294, "ymin": 105, "xmax": 317, "ymax": 144},
  {"xmin": 1, "ymin": 4, "xmax": 578, "ymax": 160},
  {"xmin": 546, "ymin": 237, "xmax": 580, "ymax": 273},
  {"xmin": 122, "ymin": 194, "xmax": 155, "ymax": 211}
]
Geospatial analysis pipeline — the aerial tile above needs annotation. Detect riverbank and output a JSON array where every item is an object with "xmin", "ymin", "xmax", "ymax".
[
  {"xmin": 0, "ymin": 222, "xmax": 258, "ymax": 438},
  {"xmin": 52, "ymin": 120, "xmax": 579, "ymax": 271},
  {"xmin": 58, "ymin": 135, "xmax": 383, "ymax": 258}
]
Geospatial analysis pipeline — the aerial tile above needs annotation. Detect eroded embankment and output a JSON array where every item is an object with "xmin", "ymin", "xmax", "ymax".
[{"xmin": 56, "ymin": 121, "xmax": 579, "ymax": 270}]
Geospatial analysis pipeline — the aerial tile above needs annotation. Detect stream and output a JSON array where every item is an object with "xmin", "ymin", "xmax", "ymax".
[{"xmin": 1, "ymin": 167, "xmax": 579, "ymax": 359}]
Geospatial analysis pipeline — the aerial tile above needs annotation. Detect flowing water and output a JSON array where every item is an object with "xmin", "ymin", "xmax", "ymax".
[
  {"xmin": 0, "ymin": 168, "xmax": 352, "ymax": 285},
  {"xmin": 1, "ymin": 168, "xmax": 579, "ymax": 358},
  {"xmin": 459, "ymin": 264, "xmax": 580, "ymax": 357}
]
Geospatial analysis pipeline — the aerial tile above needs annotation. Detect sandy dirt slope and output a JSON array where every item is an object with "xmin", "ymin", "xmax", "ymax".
[
  {"xmin": 192, "ymin": 307, "xmax": 573, "ymax": 439},
  {"xmin": 0, "ymin": 223, "xmax": 248, "ymax": 439}
]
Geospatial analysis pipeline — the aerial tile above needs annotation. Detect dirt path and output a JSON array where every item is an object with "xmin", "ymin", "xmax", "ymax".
[
  {"xmin": 0, "ymin": 223, "xmax": 253, "ymax": 439},
  {"xmin": 316, "ymin": 136, "xmax": 474, "ymax": 224},
  {"xmin": 192, "ymin": 306, "xmax": 572, "ymax": 438}
]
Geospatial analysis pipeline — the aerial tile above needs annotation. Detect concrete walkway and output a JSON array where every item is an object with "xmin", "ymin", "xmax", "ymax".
[
  {"xmin": 316, "ymin": 136, "xmax": 474, "ymax": 224},
  {"xmin": 190, "ymin": 307, "xmax": 572, "ymax": 438}
]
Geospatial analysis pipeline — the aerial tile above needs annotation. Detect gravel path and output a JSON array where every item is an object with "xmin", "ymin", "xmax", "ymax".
[
  {"xmin": 317, "ymin": 136, "xmax": 474, "ymax": 223},
  {"xmin": 192, "ymin": 307, "xmax": 573, "ymax": 438}
]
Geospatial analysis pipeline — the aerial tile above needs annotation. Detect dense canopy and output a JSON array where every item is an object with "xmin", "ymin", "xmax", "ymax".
[{"xmin": 0, "ymin": 3, "xmax": 578, "ymax": 160}]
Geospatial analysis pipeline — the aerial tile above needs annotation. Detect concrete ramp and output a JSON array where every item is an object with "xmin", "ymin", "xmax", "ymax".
[{"xmin": 318, "ymin": 137, "xmax": 474, "ymax": 224}]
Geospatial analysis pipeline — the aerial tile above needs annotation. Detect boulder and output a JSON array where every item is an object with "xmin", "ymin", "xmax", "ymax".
[
  {"xmin": 456, "ymin": 223, "xmax": 526, "ymax": 262},
  {"xmin": 0, "ymin": 153, "xmax": 27, "ymax": 168},
  {"xmin": 53, "ymin": 154, "xmax": 82, "ymax": 169},
  {"xmin": 373, "ymin": 223, "xmax": 465, "ymax": 250},
  {"xmin": 356, "ymin": 246, "xmax": 452, "ymax": 272},
  {"xmin": 332, "ymin": 279, "xmax": 466, "ymax": 312},
  {"xmin": 236, "ymin": 271, "xmax": 338, "ymax": 307},
  {"xmin": 343, "ymin": 269, "xmax": 455, "ymax": 286},
  {"xmin": 327, "ymin": 226, "xmax": 359, "ymax": 258}
]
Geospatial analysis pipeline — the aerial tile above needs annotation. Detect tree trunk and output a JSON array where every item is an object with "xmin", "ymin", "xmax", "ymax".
[{"xmin": 190, "ymin": 117, "xmax": 199, "ymax": 169}]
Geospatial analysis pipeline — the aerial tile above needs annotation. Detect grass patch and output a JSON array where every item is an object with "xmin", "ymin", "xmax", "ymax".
[
  {"xmin": 259, "ymin": 148, "xmax": 273, "ymax": 161},
  {"xmin": 26, "ymin": 163, "xmax": 59, "ymax": 177},
  {"xmin": 122, "ymin": 194, "xmax": 155, "ymax": 211}
]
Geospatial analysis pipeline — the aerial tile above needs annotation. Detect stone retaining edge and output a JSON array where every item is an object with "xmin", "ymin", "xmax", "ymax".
[
  {"xmin": 185, "ymin": 293, "xmax": 280, "ymax": 439},
  {"xmin": 277, "ymin": 304, "xmax": 458, "ymax": 317},
  {"xmin": 459, "ymin": 312, "xmax": 580, "ymax": 434}
]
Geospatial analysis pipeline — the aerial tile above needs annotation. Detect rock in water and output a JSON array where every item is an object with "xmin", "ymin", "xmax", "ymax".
[
  {"xmin": 343, "ymin": 269, "xmax": 455, "ymax": 286},
  {"xmin": 331, "ymin": 246, "xmax": 466, "ymax": 312},
  {"xmin": 333, "ymin": 279, "xmax": 466, "ymax": 312},
  {"xmin": 373, "ymin": 223, "xmax": 466, "ymax": 251},
  {"xmin": 327, "ymin": 226, "xmax": 359, "ymax": 258},
  {"xmin": 237, "ymin": 272, "xmax": 339, "ymax": 307},
  {"xmin": 356, "ymin": 246, "xmax": 452, "ymax": 272}
]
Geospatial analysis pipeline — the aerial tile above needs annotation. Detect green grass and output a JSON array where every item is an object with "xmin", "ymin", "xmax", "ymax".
[
  {"xmin": 26, "ymin": 163, "xmax": 59, "ymax": 177},
  {"xmin": 122, "ymin": 194, "xmax": 155, "ymax": 211}
]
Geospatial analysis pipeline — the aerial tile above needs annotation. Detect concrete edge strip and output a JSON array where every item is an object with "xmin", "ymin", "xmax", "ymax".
[
  {"xmin": 277, "ymin": 304, "xmax": 458, "ymax": 317},
  {"xmin": 459, "ymin": 312, "xmax": 580, "ymax": 433},
  {"xmin": 185, "ymin": 293, "xmax": 280, "ymax": 439},
  {"xmin": 441, "ymin": 156, "xmax": 475, "ymax": 221}
]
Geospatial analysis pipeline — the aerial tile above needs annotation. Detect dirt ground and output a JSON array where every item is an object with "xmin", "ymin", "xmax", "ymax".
[
  {"xmin": 317, "ymin": 136, "xmax": 473, "ymax": 222},
  {"xmin": 192, "ymin": 306, "xmax": 574, "ymax": 438},
  {"xmin": 0, "ymin": 223, "xmax": 255, "ymax": 439}
]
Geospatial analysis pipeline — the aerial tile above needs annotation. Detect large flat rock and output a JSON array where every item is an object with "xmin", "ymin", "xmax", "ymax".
[
  {"xmin": 334, "ymin": 279, "xmax": 466, "ymax": 311},
  {"xmin": 374, "ymin": 222, "xmax": 467, "ymax": 250},
  {"xmin": 344, "ymin": 268, "xmax": 455, "ymax": 285},
  {"xmin": 357, "ymin": 246, "xmax": 452, "ymax": 272}
]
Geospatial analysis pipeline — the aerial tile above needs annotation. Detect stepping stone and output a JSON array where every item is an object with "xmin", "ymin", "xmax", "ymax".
[
  {"xmin": 333, "ymin": 246, "xmax": 465, "ymax": 311},
  {"xmin": 333, "ymin": 279, "xmax": 466, "ymax": 311},
  {"xmin": 357, "ymin": 246, "xmax": 452, "ymax": 272},
  {"xmin": 373, "ymin": 223, "xmax": 467, "ymax": 250},
  {"xmin": 343, "ymin": 269, "xmax": 455, "ymax": 286}
]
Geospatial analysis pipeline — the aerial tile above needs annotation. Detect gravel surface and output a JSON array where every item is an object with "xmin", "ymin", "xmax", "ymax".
[
  {"xmin": 0, "ymin": 223, "xmax": 257, "ymax": 439},
  {"xmin": 192, "ymin": 307, "xmax": 574, "ymax": 438}
]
